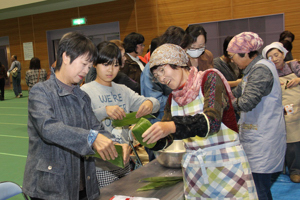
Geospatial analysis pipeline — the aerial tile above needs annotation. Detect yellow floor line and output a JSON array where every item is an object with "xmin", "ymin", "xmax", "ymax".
[
  {"xmin": 0, "ymin": 152, "xmax": 27, "ymax": 158},
  {"xmin": 0, "ymin": 135, "xmax": 28, "ymax": 139}
]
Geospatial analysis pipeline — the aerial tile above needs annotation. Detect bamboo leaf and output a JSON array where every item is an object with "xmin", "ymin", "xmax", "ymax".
[
  {"xmin": 141, "ymin": 176, "xmax": 183, "ymax": 182},
  {"xmin": 132, "ymin": 118, "xmax": 156, "ymax": 148},
  {"xmin": 92, "ymin": 145, "xmax": 124, "ymax": 168},
  {"xmin": 137, "ymin": 180, "xmax": 181, "ymax": 191},
  {"xmin": 112, "ymin": 112, "xmax": 155, "ymax": 127}
]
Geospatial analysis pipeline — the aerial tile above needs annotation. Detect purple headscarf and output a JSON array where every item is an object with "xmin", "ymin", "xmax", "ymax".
[{"xmin": 227, "ymin": 32, "xmax": 264, "ymax": 54}]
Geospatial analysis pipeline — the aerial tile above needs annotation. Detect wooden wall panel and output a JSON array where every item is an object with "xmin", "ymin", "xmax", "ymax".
[
  {"xmin": 19, "ymin": 16, "xmax": 35, "ymax": 75},
  {"xmin": 79, "ymin": 0, "xmax": 136, "ymax": 40},
  {"xmin": 0, "ymin": 0, "xmax": 299, "ymax": 89}
]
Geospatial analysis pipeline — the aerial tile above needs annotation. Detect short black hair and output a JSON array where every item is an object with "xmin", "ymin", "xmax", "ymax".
[
  {"xmin": 96, "ymin": 41, "xmax": 122, "ymax": 66},
  {"xmin": 30, "ymin": 57, "xmax": 41, "ymax": 70},
  {"xmin": 181, "ymin": 25, "xmax": 207, "ymax": 49},
  {"xmin": 123, "ymin": 32, "xmax": 144, "ymax": 53},
  {"xmin": 223, "ymin": 36, "xmax": 234, "ymax": 57},
  {"xmin": 55, "ymin": 32, "xmax": 97, "ymax": 71},
  {"xmin": 12, "ymin": 55, "xmax": 17, "ymax": 60},
  {"xmin": 280, "ymin": 40, "xmax": 293, "ymax": 52},
  {"xmin": 238, "ymin": 51, "xmax": 259, "ymax": 59},
  {"xmin": 159, "ymin": 26, "xmax": 185, "ymax": 46},
  {"xmin": 279, "ymin": 30, "xmax": 295, "ymax": 42},
  {"xmin": 150, "ymin": 37, "xmax": 160, "ymax": 56}
]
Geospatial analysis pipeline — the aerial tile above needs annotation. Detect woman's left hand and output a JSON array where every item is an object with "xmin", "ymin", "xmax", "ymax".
[
  {"xmin": 142, "ymin": 121, "xmax": 176, "ymax": 144},
  {"xmin": 136, "ymin": 100, "xmax": 153, "ymax": 118},
  {"xmin": 286, "ymin": 78, "xmax": 300, "ymax": 88}
]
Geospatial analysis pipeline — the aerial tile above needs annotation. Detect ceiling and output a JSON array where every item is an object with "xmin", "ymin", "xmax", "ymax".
[{"xmin": 0, "ymin": 0, "xmax": 115, "ymax": 20}]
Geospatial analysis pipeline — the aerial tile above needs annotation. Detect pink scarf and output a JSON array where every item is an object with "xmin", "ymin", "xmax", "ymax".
[{"xmin": 172, "ymin": 66, "xmax": 235, "ymax": 106}]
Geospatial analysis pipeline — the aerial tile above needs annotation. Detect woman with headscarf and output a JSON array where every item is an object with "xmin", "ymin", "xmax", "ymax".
[
  {"xmin": 262, "ymin": 42, "xmax": 300, "ymax": 183},
  {"xmin": 227, "ymin": 32, "xmax": 286, "ymax": 200},
  {"xmin": 142, "ymin": 43, "xmax": 258, "ymax": 199}
]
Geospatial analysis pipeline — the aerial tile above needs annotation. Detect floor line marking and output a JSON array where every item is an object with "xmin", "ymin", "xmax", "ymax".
[
  {"xmin": 0, "ymin": 122, "xmax": 27, "ymax": 126},
  {"xmin": 0, "ymin": 152, "xmax": 27, "ymax": 158},
  {"xmin": 0, "ymin": 107, "xmax": 28, "ymax": 109},
  {"xmin": 0, "ymin": 134, "xmax": 28, "ymax": 139},
  {"xmin": 0, "ymin": 114, "xmax": 27, "ymax": 116}
]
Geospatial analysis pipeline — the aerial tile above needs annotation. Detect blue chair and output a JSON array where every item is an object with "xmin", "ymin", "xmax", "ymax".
[{"xmin": 0, "ymin": 181, "xmax": 29, "ymax": 200}]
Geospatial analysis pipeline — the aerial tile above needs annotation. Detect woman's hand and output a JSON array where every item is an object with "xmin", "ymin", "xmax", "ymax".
[
  {"xmin": 142, "ymin": 121, "xmax": 176, "ymax": 144},
  {"xmin": 287, "ymin": 78, "xmax": 300, "ymax": 88},
  {"xmin": 92, "ymin": 134, "xmax": 118, "ymax": 161},
  {"xmin": 117, "ymin": 143, "xmax": 131, "ymax": 165},
  {"xmin": 136, "ymin": 100, "xmax": 153, "ymax": 118},
  {"xmin": 106, "ymin": 105, "xmax": 126, "ymax": 120}
]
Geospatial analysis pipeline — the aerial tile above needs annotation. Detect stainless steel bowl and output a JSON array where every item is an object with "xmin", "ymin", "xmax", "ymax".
[{"xmin": 154, "ymin": 140, "xmax": 186, "ymax": 168}]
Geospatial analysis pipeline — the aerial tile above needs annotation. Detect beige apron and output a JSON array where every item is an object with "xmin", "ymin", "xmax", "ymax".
[{"xmin": 279, "ymin": 73, "xmax": 300, "ymax": 143}]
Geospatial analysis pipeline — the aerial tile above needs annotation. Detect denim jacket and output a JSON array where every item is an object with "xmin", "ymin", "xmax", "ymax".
[{"xmin": 23, "ymin": 70, "xmax": 111, "ymax": 200}]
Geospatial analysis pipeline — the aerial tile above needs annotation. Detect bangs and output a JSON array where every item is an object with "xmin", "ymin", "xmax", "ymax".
[{"xmin": 96, "ymin": 42, "xmax": 122, "ymax": 66}]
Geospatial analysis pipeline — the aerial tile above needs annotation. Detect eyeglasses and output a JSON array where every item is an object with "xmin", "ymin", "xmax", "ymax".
[
  {"xmin": 138, "ymin": 44, "xmax": 145, "ymax": 47},
  {"xmin": 228, "ymin": 53, "xmax": 236, "ymax": 59},
  {"xmin": 152, "ymin": 66, "xmax": 166, "ymax": 83}
]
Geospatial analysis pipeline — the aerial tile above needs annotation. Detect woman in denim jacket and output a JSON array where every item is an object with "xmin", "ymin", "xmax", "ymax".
[{"xmin": 22, "ymin": 32, "xmax": 119, "ymax": 200}]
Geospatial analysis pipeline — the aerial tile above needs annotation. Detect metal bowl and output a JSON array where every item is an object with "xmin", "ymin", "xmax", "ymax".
[{"xmin": 154, "ymin": 140, "xmax": 186, "ymax": 168}]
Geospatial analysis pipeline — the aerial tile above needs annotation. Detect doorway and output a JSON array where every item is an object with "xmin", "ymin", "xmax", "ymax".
[
  {"xmin": 0, "ymin": 36, "xmax": 10, "ymax": 87},
  {"xmin": 46, "ymin": 21, "xmax": 120, "ymax": 67}
]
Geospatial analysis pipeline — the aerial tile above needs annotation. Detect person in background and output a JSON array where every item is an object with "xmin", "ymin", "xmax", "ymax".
[
  {"xmin": 85, "ymin": 40, "xmax": 140, "ymax": 94},
  {"xmin": 280, "ymin": 39, "xmax": 293, "ymax": 62},
  {"xmin": 140, "ymin": 37, "xmax": 160, "ymax": 64},
  {"xmin": 181, "ymin": 24, "xmax": 213, "ymax": 71},
  {"xmin": 7, "ymin": 55, "xmax": 22, "ymax": 98},
  {"xmin": 110, "ymin": 39, "xmax": 141, "ymax": 94},
  {"xmin": 25, "ymin": 57, "xmax": 47, "ymax": 92},
  {"xmin": 47, "ymin": 61, "xmax": 56, "ymax": 80},
  {"xmin": 279, "ymin": 30, "xmax": 295, "ymax": 61},
  {"xmin": 142, "ymin": 44, "xmax": 258, "ymax": 199},
  {"xmin": 140, "ymin": 26, "xmax": 184, "ymax": 161},
  {"xmin": 0, "ymin": 62, "xmax": 7, "ymax": 101},
  {"xmin": 23, "ymin": 32, "xmax": 119, "ymax": 200},
  {"xmin": 213, "ymin": 36, "xmax": 242, "ymax": 89},
  {"xmin": 81, "ymin": 41, "xmax": 159, "ymax": 188},
  {"xmin": 121, "ymin": 32, "xmax": 145, "ymax": 84},
  {"xmin": 228, "ymin": 32, "xmax": 286, "ymax": 200},
  {"xmin": 262, "ymin": 42, "xmax": 300, "ymax": 183}
]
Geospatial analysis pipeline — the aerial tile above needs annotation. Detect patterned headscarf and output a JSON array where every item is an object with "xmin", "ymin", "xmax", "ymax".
[
  {"xmin": 149, "ymin": 44, "xmax": 189, "ymax": 69},
  {"xmin": 262, "ymin": 42, "xmax": 288, "ymax": 59},
  {"xmin": 227, "ymin": 32, "xmax": 264, "ymax": 53}
]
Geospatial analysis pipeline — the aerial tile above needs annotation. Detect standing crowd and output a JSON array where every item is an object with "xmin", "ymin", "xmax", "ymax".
[{"xmin": 1, "ymin": 25, "xmax": 294, "ymax": 200}]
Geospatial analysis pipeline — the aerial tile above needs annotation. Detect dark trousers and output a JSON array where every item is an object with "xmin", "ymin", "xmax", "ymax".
[
  {"xmin": 0, "ymin": 78, "xmax": 5, "ymax": 99},
  {"xmin": 12, "ymin": 73, "xmax": 22, "ymax": 96},
  {"xmin": 252, "ymin": 173, "xmax": 273, "ymax": 200},
  {"xmin": 286, "ymin": 141, "xmax": 300, "ymax": 175}
]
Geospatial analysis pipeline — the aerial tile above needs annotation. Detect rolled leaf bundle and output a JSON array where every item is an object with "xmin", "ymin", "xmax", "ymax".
[
  {"xmin": 93, "ymin": 144, "xmax": 124, "ymax": 168},
  {"xmin": 112, "ymin": 112, "xmax": 155, "ymax": 127},
  {"xmin": 132, "ymin": 118, "xmax": 156, "ymax": 148}
]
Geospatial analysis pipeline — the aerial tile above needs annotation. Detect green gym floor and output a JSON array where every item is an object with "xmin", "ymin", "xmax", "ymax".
[{"xmin": 0, "ymin": 90, "xmax": 29, "ymax": 200}]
